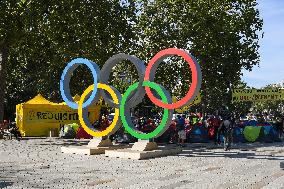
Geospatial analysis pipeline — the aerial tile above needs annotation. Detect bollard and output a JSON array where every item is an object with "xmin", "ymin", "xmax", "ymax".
[{"xmin": 49, "ymin": 129, "xmax": 59, "ymax": 137}]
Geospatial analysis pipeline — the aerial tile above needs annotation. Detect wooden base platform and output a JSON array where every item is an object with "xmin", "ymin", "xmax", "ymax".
[
  {"xmin": 105, "ymin": 146, "xmax": 182, "ymax": 160},
  {"xmin": 61, "ymin": 145, "xmax": 129, "ymax": 155}
]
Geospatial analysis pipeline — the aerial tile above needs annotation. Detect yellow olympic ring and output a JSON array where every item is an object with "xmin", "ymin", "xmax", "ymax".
[{"xmin": 78, "ymin": 83, "xmax": 119, "ymax": 137}]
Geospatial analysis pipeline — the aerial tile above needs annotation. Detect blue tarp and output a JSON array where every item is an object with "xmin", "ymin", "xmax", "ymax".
[
  {"xmin": 233, "ymin": 127, "xmax": 246, "ymax": 143},
  {"xmin": 244, "ymin": 120, "xmax": 258, "ymax": 126},
  {"xmin": 188, "ymin": 126, "xmax": 209, "ymax": 143}
]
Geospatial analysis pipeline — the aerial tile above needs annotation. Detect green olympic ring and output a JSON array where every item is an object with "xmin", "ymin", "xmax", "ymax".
[{"xmin": 120, "ymin": 81, "xmax": 170, "ymax": 139}]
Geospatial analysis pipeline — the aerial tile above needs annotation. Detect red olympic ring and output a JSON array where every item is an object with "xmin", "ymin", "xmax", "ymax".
[{"xmin": 144, "ymin": 48, "xmax": 201, "ymax": 109}]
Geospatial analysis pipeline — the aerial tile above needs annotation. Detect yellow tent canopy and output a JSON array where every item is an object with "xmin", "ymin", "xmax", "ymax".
[
  {"xmin": 59, "ymin": 94, "xmax": 110, "ymax": 108},
  {"xmin": 16, "ymin": 94, "xmax": 101, "ymax": 137},
  {"xmin": 25, "ymin": 94, "xmax": 54, "ymax": 104},
  {"xmin": 58, "ymin": 94, "xmax": 81, "ymax": 105}
]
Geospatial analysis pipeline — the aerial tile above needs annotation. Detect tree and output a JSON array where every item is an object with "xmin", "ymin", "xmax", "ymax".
[
  {"xmin": 133, "ymin": 0, "xmax": 263, "ymax": 113},
  {"xmin": 0, "ymin": 0, "xmax": 32, "ymax": 122},
  {"xmin": 1, "ymin": 0, "xmax": 264, "ymax": 121},
  {"xmin": 230, "ymin": 81, "xmax": 253, "ymax": 117},
  {"xmin": 251, "ymin": 84, "xmax": 284, "ymax": 117},
  {"xmin": 2, "ymin": 0, "xmax": 137, "ymax": 121}
]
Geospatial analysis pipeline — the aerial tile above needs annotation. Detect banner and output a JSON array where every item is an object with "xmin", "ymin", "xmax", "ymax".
[
  {"xmin": 173, "ymin": 93, "xmax": 201, "ymax": 113},
  {"xmin": 232, "ymin": 89, "xmax": 284, "ymax": 102},
  {"xmin": 26, "ymin": 110, "xmax": 91, "ymax": 123}
]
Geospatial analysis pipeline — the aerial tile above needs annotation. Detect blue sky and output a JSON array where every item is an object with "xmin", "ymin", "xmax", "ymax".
[{"xmin": 241, "ymin": 0, "xmax": 284, "ymax": 88}]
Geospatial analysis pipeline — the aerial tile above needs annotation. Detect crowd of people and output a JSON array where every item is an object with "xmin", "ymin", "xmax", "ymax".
[
  {"xmin": 162, "ymin": 114, "xmax": 237, "ymax": 150},
  {"xmin": 95, "ymin": 112, "xmax": 237, "ymax": 149},
  {"xmin": 2, "ymin": 109, "xmax": 284, "ymax": 151},
  {"xmin": 105, "ymin": 112, "xmax": 284, "ymax": 150}
]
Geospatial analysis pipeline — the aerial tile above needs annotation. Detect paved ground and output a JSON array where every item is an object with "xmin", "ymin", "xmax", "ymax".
[{"xmin": 1, "ymin": 138, "xmax": 284, "ymax": 189}]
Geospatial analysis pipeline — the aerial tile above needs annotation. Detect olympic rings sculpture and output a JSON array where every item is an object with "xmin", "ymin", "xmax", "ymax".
[{"xmin": 60, "ymin": 48, "xmax": 202, "ymax": 140}]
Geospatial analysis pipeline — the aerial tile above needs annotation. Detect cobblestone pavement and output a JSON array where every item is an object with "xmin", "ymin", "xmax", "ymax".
[{"xmin": 1, "ymin": 138, "xmax": 284, "ymax": 189}]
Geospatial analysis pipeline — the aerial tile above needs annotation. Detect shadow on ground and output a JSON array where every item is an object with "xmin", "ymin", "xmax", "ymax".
[
  {"xmin": 31, "ymin": 138, "xmax": 91, "ymax": 146},
  {"xmin": 176, "ymin": 142, "xmax": 284, "ymax": 161}
]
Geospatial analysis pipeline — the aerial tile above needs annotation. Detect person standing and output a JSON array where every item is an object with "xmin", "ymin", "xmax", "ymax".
[
  {"xmin": 275, "ymin": 117, "xmax": 283, "ymax": 139},
  {"xmin": 220, "ymin": 117, "xmax": 234, "ymax": 151},
  {"xmin": 168, "ymin": 120, "xmax": 177, "ymax": 144},
  {"xmin": 281, "ymin": 116, "xmax": 284, "ymax": 139},
  {"xmin": 212, "ymin": 116, "xmax": 221, "ymax": 145},
  {"xmin": 177, "ymin": 115, "xmax": 186, "ymax": 147}
]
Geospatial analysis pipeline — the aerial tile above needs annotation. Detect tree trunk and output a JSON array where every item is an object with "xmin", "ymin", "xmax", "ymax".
[{"xmin": 0, "ymin": 45, "xmax": 8, "ymax": 122}]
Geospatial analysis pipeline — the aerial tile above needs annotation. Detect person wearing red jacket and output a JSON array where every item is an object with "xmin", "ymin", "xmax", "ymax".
[{"xmin": 208, "ymin": 116, "xmax": 221, "ymax": 144}]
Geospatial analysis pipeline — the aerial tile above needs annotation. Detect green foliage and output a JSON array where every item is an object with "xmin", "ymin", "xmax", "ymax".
[
  {"xmin": 230, "ymin": 81, "xmax": 253, "ymax": 117},
  {"xmin": 0, "ymin": 0, "xmax": 263, "ymax": 120},
  {"xmin": 251, "ymin": 85, "xmax": 284, "ymax": 116},
  {"xmin": 1, "ymin": 0, "xmax": 136, "ymax": 120},
  {"xmin": 134, "ymin": 0, "xmax": 263, "ymax": 113}
]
